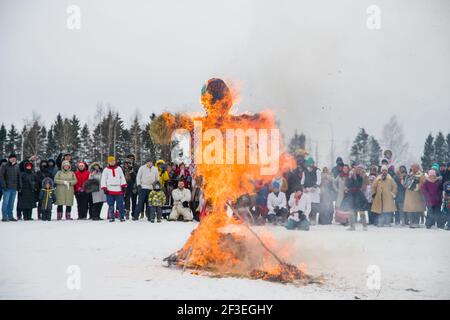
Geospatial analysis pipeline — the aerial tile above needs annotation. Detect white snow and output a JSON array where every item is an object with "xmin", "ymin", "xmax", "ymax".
[{"xmin": 0, "ymin": 208, "xmax": 449, "ymax": 299}]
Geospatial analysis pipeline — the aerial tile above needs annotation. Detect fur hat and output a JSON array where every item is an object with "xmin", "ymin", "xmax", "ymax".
[{"xmin": 381, "ymin": 165, "xmax": 388, "ymax": 172}]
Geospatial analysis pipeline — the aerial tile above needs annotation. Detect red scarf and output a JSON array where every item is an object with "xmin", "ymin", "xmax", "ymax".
[{"xmin": 108, "ymin": 165, "xmax": 118, "ymax": 177}]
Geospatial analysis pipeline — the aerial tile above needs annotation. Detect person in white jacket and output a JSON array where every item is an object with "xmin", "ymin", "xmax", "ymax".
[
  {"xmin": 266, "ymin": 181, "xmax": 287, "ymax": 224},
  {"xmin": 286, "ymin": 187, "xmax": 311, "ymax": 230},
  {"xmin": 169, "ymin": 180, "xmax": 193, "ymax": 221},
  {"xmin": 101, "ymin": 156, "xmax": 127, "ymax": 222},
  {"xmin": 132, "ymin": 160, "xmax": 159, "ymax": 220}
]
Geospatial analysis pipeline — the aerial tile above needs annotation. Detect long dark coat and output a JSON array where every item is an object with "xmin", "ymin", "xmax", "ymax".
[
  {"xmin": 18, "ymin": 170, "xmax": 39, "ymax": 209},
  {"xmin": 341, "ymin": 175, "xmax": 367, "ymax": 212}
]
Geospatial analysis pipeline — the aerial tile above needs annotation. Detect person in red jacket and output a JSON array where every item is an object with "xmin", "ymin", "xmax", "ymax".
[{"xmin": 74, "ymin": 161, "xmax": 90, "ymax": 220}]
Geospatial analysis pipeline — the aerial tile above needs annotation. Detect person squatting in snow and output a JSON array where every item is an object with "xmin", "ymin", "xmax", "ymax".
[{"xmin": 169, "ymin": 180, "xmax": 193, "ymax": 221}]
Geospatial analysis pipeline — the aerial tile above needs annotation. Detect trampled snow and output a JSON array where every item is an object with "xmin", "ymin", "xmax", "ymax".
[{"xmin": 0, "ymin": 207, "xmax": 449, "ymax": 299}]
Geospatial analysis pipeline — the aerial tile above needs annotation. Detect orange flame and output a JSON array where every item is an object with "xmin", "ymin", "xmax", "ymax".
[{"xmin": 168, "ymin": 78, "xmax": 305, "ymax": 283}]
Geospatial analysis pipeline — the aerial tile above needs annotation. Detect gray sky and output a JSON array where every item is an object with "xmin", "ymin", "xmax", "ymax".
[{"xmin": 1, "ymin": 0, "xmax": 449, "ymax": 165}]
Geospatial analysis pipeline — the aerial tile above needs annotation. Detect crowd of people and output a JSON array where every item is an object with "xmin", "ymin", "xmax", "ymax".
[
  {"xmin": 0, "ymin": 152, "xmax": 200, "ymax": 223},
  {"xmin": 235, "ymin": 155, "xmax": 450, "ymax": 231},
  {"xmin": 1, "ymin": 151, "xmax": 449, "ymax": 232}
]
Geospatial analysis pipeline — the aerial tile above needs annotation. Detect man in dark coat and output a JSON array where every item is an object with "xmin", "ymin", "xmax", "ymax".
[
  {"xmin": 287, "ymin": 167, "xmax": 303, "ymax": 201},
  {"xmin": 0, "ymin": 153, "xmax": 20, "ymax": 222},
  {"xmin": 0, "ymin": 158, "xmax": 7, "ymax": 202},
  {"xmin": 332, "ymin": 157, "xmax": 344, "ymax": 178},
  {"xmin": 122, "ymin": 159, "xmax": 138, "ymax": 219}
]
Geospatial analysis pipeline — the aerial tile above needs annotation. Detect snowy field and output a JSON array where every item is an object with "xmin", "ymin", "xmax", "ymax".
[{"xmin": 0, "ymin": 207, "xmax": 449, "ymax": 300}]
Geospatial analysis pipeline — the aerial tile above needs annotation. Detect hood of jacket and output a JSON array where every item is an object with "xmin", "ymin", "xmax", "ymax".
[{"xmin": 41, "ymin": 177, "xmax": 54, "ymax": 189}]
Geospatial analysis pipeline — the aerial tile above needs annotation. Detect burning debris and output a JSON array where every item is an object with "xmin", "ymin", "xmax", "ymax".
[{"xmin": 164, "ymin": 78, "xmax": 315, "ymax": 285}]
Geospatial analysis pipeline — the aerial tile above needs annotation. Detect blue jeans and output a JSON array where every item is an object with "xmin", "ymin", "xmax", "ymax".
[
  {"xmin": 133, "ymin": 188, "xmax": 150, "ymax": 219},
  {"xmin": 2, "ymin": 189, "xmax": 16, "ymax": 220},
  {"xmin": 106, "ymin": 194, "xmax": 125, "ymax": 219}
]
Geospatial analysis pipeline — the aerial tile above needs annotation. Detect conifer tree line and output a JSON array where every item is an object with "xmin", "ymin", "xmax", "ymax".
[
  {"xmin": 287, "ymin": 115, "xmax": 449, "ymax": 169},
  {"xmin": 0, "ymin": 106, "xmax": 165, "ymax": 164},
  {"xmin": 0, "ymin": 111, "xmax": 448, "ymax": 169}
]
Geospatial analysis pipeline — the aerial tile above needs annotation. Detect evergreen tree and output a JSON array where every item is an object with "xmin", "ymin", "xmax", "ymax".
[
  {"xmin": 368, "ymin": 135, "xmax": 382, "ymax": 166},
  {"xmin": 142, "ymin": 114, "xmax": 157, "ymax": 162},
  {"xmin": 129, "ymin": 115, "xmax": 143, "ymax": 164},
  {"xmin": 22, "ymin": 116, "xmax": 45, "ymax": 158},
  {"xmin": 69, "ymin": 115, "xmax": 81, "ymax": 159},
  {"xmin": 288, "ymin": 131, "xmax": 306, "ymax": 155},
  {"xmin": 46, "ymin": 126, "xmax": 58, "ymax": 159},
  {"xmin": 92, "ymin": 124, "xmax": 104, "ymax": 163},
  {"xmin": 421, "ymin": 134, "xmax": 434, "ymax": 171},
  {"xmin": 433, "ymin": 132, "xmax": 446, "ymax": 164},
  {"xmin": 79, "ymin": 124, "xmax": 93, "ymax": 162},
  {"xmin": 349, "ymin": 128, "xmax": 370, "ymax": 167},
  {"xmin": 0, "ymin": 123, "xmax": 7, "ymax": 158},
  {"xmin": 53, "ymin": 114, "xmax": 73, "ymax": 154},
  {"xmin": 447, "ymin": 133, "xmax": 450, "ymax": 161},
  {"xmin": 6, "ymin": 124, "xmax": 20, "ymax": 156}
]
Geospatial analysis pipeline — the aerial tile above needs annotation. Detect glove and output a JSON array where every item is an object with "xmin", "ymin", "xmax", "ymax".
[
  {"xmin": 182, "ymin": 201, "xmax": 189, "ymax": 208},
  {"xmin": 103, "ymin": 189, "xmax": 109, "ymax": 195},
  {"xmin": 275, "ymin": 206, "xmax": 280, "ymax": 211}
]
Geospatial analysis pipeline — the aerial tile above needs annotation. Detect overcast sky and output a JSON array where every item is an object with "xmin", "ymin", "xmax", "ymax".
[{"xmin": 0, "ymin": 0, "xmax": 449, "ymax": 164}]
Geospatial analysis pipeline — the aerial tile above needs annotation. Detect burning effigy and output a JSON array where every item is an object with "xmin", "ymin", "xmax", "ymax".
[{"xmin": 164, "ymin": 78, "xmax": 314, "ymax": 284}]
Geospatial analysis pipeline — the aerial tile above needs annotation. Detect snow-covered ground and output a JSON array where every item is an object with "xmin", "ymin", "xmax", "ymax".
[{"xmin": 1, "ymin": 207, "xmax": 449, "ymax": 300}]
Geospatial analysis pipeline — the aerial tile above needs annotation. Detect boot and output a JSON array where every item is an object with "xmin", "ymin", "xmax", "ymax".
[
  {"xmin": 347, "ymin": 212, "xmax": 356, "ymax": 231},
  {"xmin": 65, "ymin": 211, "xmax": 73, "ymax": 220},
  {"xmin": 57, "ymin": 211, "xmax": 63, "ymax": 220},
  {"xmin": 125, "ymin": 210, "xmax": 130, "ymax": 220},
  {"xmin": 115, "ymin": 210, "xmax": 119, "ymax": 219},
  {"xmin": 361, "ymin": 212, "xmax": 368, "ymax": 231}
]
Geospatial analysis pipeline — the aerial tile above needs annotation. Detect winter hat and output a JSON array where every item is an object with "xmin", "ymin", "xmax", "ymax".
[
  {"xmin": 428, "ymin": 169, "xmax": 437, "ymax": 177},
  {"xmin": 305, "ymin": 157, "xmax": 314, "ymax": 166},
  {"xmin": 272, "ymin": 181, "xmax": 280, "ymax": 189},
  {"xmin": 336, "ymin": 157, "xmax": 343, "ymax": 165},
  {"xmin": 8, "ymin": 153, "xmax": 17, "ymax": 159},
  {"xmin": 431, "ymin": 163, "xmax": 439, "ymax": 171},
  {"xmin": 381, "ymin": 165, "xmax": 388, "ymax": 172},
  {"xmin": 24, "ymin": 162, "xmax": 33, "ymax": 170},
  {"xmin": 107, "ymin": 156, "xmax": 116, "ymax": 163},
  {"xmin": 61, "ymin": 160, "xmax": 71, "ymax": 170}
]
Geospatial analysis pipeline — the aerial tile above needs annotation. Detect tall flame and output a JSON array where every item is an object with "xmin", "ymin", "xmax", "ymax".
[{"xmin": 167, "ymin": 78, "xmax": 307, "ymax": 283}]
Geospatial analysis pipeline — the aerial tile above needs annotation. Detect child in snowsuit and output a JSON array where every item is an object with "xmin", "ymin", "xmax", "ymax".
[
  {"xmin": 39, "ymin": 177, "xmax": 56, "ymax": 221},
  {"xmin": 148, "ymin": 181, "xmax": 166, "ymax": 223}
]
